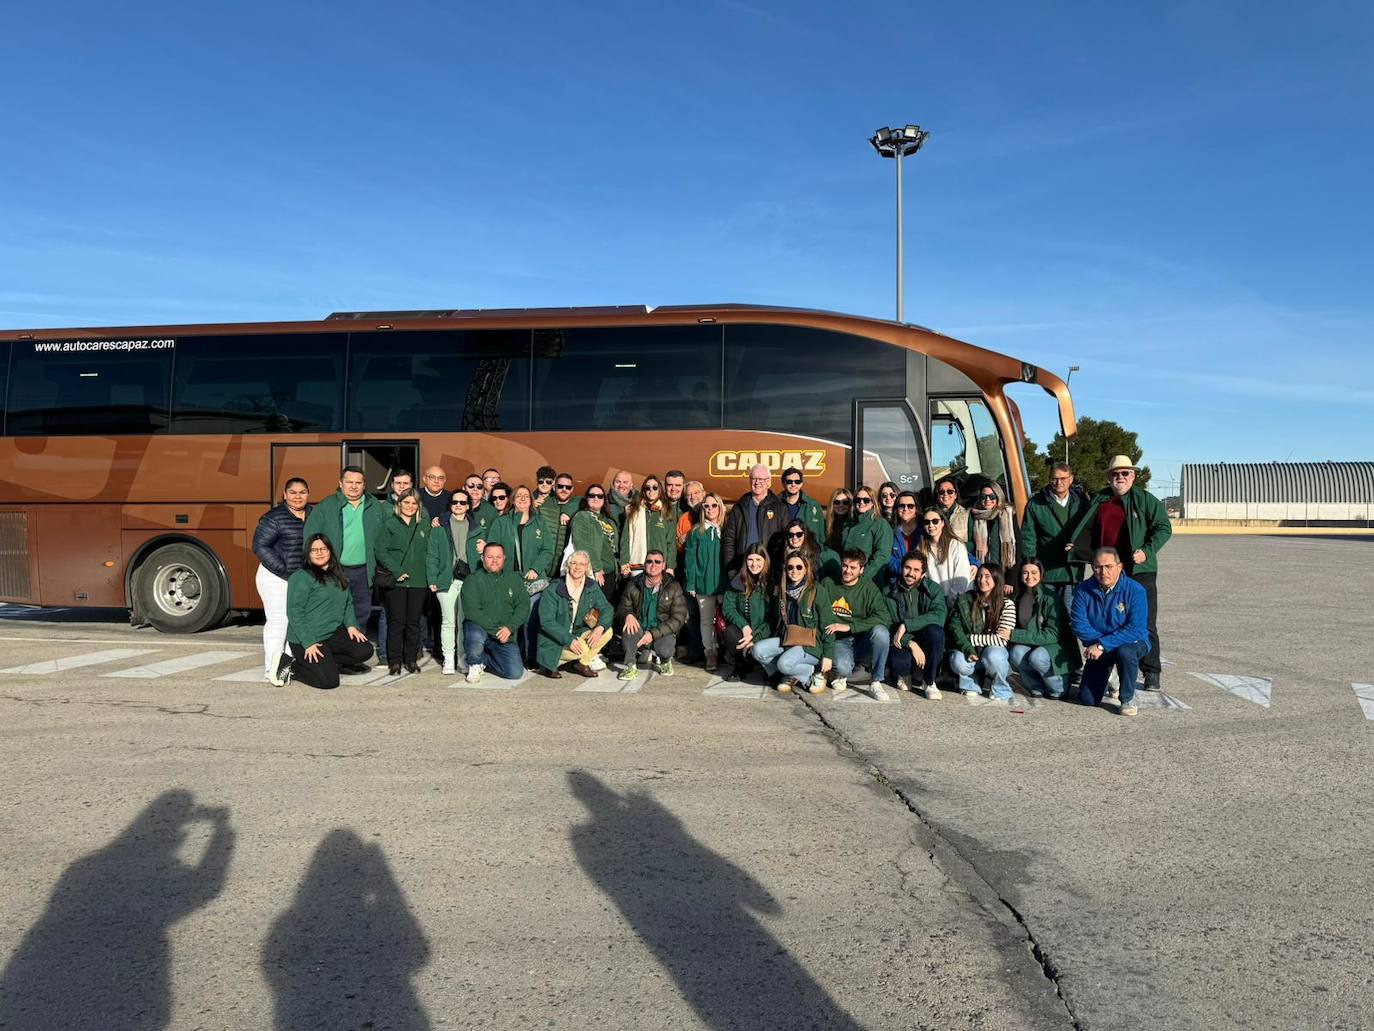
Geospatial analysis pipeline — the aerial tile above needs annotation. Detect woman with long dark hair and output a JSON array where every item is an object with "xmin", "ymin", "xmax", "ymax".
[
  {"xmin": 1008, "ymin": 558, "xmax": 1074, "ymax": 699},
  {"xmin": 932, "ymin": 475, "xmax": 970, "ymax": 544},
  {"xmin": 253, "ymin": 476, "xmax": 312, "ymax": 685},
  {"xmin": 570, "ymin": 486, "xmax": 619, "ymax": 588},
  {"xmin": 824, "ymin": 488, "xmax": 853, "ymax": 553},
  {"xmin": 620, "ymin": 474, "xmax": 674, "ymax": 578},
  {"xmin": 885, "ymin": 489, "xmax": 923, "ymax": 586},
  {"xmin": 374, "ymin": 489, "xmax": 431, "ymax": 676},
  {"xmin": 775, "ymin": 518, "xmax": 838, "ymax": 587},
  {"xmin": 284, "ymin": 533, "xmax": 375, "ymax": 689},
  {"xmin": 948, "ymin": 561, "xmax": 1015, "ymax": 703},
  {"xmin": 719, "ymin": 544, "xmax": 770, "ymax": 683},
  {"xmin": 877, "ymin": 481, "xmax": 900, "ymax": 524},
  {"xmin": 752, "ymin": 552, "xmax": 832, "ymax": 695},
  {"xmin": 918, "ymin": 507, "xmax": 972, "ymax": 603},
  {"xmin": 966, "ymin": 480, "xmax": 1017, "ymax": 570}
]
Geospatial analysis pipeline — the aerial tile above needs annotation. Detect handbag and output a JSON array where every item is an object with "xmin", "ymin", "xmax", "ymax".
[
  {"xmin": 783, "ymin": 624, "xmax": 817, "ymax": 649},
  {"xmin": 713, "ymin": 607, "xmax": 727, "ymax": 637},
  {"xmin": 526, "ymin": 576, "xmax": 549, "ymax": 597},
  {"xmin": 372, "ymin": 561, "xmax": 397, "ymax": 590}
]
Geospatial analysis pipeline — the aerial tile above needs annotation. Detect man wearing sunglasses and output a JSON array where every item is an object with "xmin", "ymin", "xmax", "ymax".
[
  {"xmin": 614, "ymin": 550, "xmax": 689, "ymax": 681},
  {"xmin": 777, "ymin": 466, "xmax": 826, "ymax": 546},
  {"xmin": 537, "ymin": 473, "xmax": 580, "ymax": 577},
  {"xmin": 1067, "ymin": 455, "xmax": 1172, "ymax": 691},
  {"xmin": 722, "ymin": 464, "xmax": 785, "ymax": 578},
  {"xmin": 531, "ymin": 465, "xmax": 558, "ymax": 509},
  {"xmin": 462, "ymin": 475, "xmax": 500, "ymax": 572}
]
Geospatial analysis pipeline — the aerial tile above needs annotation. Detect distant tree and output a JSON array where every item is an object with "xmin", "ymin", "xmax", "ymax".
[
  {"xmin": 1046, "ymin": 416, "xmax": 1152, "ymax": 494},
  {"xmin": 1021, "ymin": 436, "xmax": 1051, "ymax": 492}
]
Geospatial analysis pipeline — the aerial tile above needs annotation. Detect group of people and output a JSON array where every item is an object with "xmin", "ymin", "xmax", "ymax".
[{"xmin": 251, "ymin": 454, "xmax": 1171, "ymax": 714}]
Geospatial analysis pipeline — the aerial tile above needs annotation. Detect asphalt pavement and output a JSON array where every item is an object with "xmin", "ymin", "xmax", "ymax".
[{"xmin": 0, "ymin": 534, "xmax": 1369, "ymax": 1030}]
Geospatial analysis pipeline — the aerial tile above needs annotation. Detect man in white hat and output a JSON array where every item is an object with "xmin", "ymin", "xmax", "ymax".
[{"xmin": 1067, "ymin": 455, "xmax": 1172, "ymax": 690}]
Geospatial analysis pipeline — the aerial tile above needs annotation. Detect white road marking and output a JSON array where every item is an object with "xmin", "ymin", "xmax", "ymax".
[
  {"xmin": 702, "ymin": 680, "xmax": 770, "ymax": 700},
  {"xmin": 215, "ymin": 667, "xmax": 273, "ymax": 683},
  {"xmin": 1132, "ymin": 691, "xmax": 1192, "ymax": 711},
  {"xmin": 577, "ymin": 674, "xmax": 646, "ymax": 693},
  {"xmin": 0, "ymin": 648, "xmax": 160, "ymax": 675},
  {"xmin": 1352, "ymin": 684, "xmax": 1374, "ymax": 721},
  {"xmin": 346, "ymin": 665, "xmax": 407, "ymax": 686},
  {"xmin": 831, "ymin": 684, "xmax": 901, "ymax": 705},
  {"xmin": 452, "ymin": 670, "xmax": 533, "ymax": 690},
  {"xmin": 103, "ymin": 650, "xmax": 250, "ymax": 679},
  {"xmin": 1188, "ymin": 672, "xmax": 1272, "ymax": 708}
]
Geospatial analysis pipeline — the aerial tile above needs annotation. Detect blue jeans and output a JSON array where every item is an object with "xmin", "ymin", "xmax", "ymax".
[
  {"xmin": 831, "ymin": 626, "xmax": 891, "ymax": 680},
  {"xmin": 888, "ymin": 625, "xmax": 945, "ymax": 686},
  {"xmin": 342, "ymin": 566, "xmax": 372, "ymax": 629},
  {"xmin": 462, "ymin": 622, "xmax": 525, "ymax": 679},
  {"xmin": 1080, "ymin": 640, "xmax": 1146, "ymax": 707},
  {"xmin": 1009, "ymin": 644, "xmax": 1064, "ymax": 698},
  {"xmin": 751, "ymin": 637, "xmax": 819, "ymax": 681},
  {"xmin": 950, "ymin": 646, "xmax": 1012, "ymax": 700}
]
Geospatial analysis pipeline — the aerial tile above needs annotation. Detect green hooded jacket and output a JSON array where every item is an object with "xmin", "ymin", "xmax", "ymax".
[
  {"xmin": 841, "ymin": 511, "xmax": 895, "ymax": 581},
  {"xmin": 1007, "ymin": 585, "xmax": 1077, "ymax": 676}
]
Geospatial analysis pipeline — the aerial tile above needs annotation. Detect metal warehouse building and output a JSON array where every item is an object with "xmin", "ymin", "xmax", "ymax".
[{"xmin": 1180, "ymin": 462, "xmax": 1374, "ymax": 522}]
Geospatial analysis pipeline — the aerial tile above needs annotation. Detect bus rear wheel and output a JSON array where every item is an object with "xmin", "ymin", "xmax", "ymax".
[{"xmin": 132, "ymin": 543, "xmax": 228, "ymax": 634}]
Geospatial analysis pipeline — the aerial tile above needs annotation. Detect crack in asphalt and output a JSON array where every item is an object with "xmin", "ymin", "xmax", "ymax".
[
  {"xmin": 140, "ymin": 743, "xmax": 379, "ymax": 760},
  {"xmin": 0, "ymin": 693, "xmax": 255, "ymax": 719},
  {"xmin": 795, "ymin": 692, "xmax": 1084, "ymax": 1031}
]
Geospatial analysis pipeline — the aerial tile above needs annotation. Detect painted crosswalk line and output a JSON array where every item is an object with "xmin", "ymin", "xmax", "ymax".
[
  {"xmin": 1132, "ymin": 690, "xmax": 1192, "ymax": 711},
  {"xmin": 451, "ymin": 670, "xmax": 533, "ymax": 690},
  {"xmin": 103, "ymin": 650, "xmax": 250, "ymax": 679},
  {"xmin": 0, "ymin": 648, "xmax": 160, "ymax": 675},
  {"xmin": 216, "ymin": 666, "xmax": 272, "ymax": 682},
  {"xmin": 830, "ymin": 683, "xmax": 900, "ymax": 705},
  {"xmin": 1352, "ymin": 684, "xmax": 1374, "ymax": 721},
  {"xmin": 1188, "ymin": 672, "xmax": 1272, "ymax": 708},
  {"xmin": 576, "ymin": 672, "xmax": 647, "ymax": 694},
  {"xmin": 702, "ymin": 678, "xmax": 771, "ymax": 700}
]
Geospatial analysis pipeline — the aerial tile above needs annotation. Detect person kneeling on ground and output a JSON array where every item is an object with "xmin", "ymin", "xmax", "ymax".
[
  {"xmin": 284, "ymin": 533, "xmax": 375, "ymax": 690},
  {"xmin": 948, "ymin": 562, "xmax": 1016, "ymax": 704},
  {"xmin": 822, "ymin": 549, "xmax": 892, "ymax": 694},
  {"xmin": 461, "ymin": 542, "xmax": 531, "ymax": 683},
  {"xmin": 1070, "ymin": 547, "xmax": 1149, "ymax": 717},
  {"xmin": 1008, "ymin": 558, "xmax": 1075, "ymax": 700},
  {"xmin": 752, "ymin": 552, "xmax": 833, "ymax": 694},
  {"xmin": 885, "ymin": 552, "xmax": 947, "ymax": 699},
  {"xmin": 615, "ymin": 549, "xmax": 688, "ymax": 681},
  {"xmin": 719, "ymin": 544, "xmax": 771, "ymax": 683},
  {"xmin": 537, "ymin": 550, "xmax": 612, "ymax": 679}
]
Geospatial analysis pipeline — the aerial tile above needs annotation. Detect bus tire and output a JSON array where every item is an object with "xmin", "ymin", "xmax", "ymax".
[{"xmin": 131, "ymin": 542, "xmax": 228, "ymax": 634}]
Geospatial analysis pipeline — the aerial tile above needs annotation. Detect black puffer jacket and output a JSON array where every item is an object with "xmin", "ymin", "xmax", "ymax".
[{"xmin": 253, "ymin": 503, "xmax": 312, "ymax": 579}]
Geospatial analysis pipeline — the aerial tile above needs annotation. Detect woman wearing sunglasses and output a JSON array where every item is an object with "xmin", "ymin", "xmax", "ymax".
[
  {"xmin": 932, "ymin": 475, "xmax": 970, "ymax": 544},
  {"xmin": 840, "ymin": 485, "xmax": 894, "ymax": 582},
  {"xmin": 918, "ymin": 507, "xmax": 972, "ymax": 603},
  {"xmin": 966, "ymin": 480, "xmax": 1017, "ymax": 570},
  {"xmin": 877, "ymin": 481, "xmax": 900, "ymax": 524},
  {"xmin": 885, "ymin": 490, "xmax": 924, "ymax": 585},
  {"xmin": 620, "ymin": 475, "xmax": 675, "ymax": 579},
  {"xmin": 752, "ymin": 552, "xmax": 832, "ymax": 694},
  {"xmin": 824, "ymin": 489, "xmax": 853, "ymax": 554},
  {"xmin": 775, "ymin": 519, "xmax": 838, "ymax": 588},
  {"xmin": 570, "ymin": 488, "xmax": 619, "ymax": 588},
  {"xmin": 683, "ymin": 491, "xmax": 726, "ymax": 671}
]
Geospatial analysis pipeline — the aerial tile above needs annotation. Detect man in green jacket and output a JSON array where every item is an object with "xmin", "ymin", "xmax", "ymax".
[
  {"xmin": 776, "ymin": 466, "xmax": 827, "ymax": 548},
  {"xmin": 538, "ymin": 472, "xmax": 580, "ymax": 577},
  {"xmin": 302, "ymin": 466, "xmax": 387, "ymax": 627},
  {"xmin": 1020, "ymin": 461, "xmax": 1091, "ymax": 612},
  {"xmin": 461, "ymin": 543, "xmax": 531, "ymax": 683},
  {"xmin": 884, "ymin": 553, "xmax": 947, "ymax": 698},
  {"xmin": 1067, "ymin": 455, "xmax": 1172, "ymax": 690},
  {"xmin": 822, "ymin": 549, "xmax": 892, "ymax": 694}
]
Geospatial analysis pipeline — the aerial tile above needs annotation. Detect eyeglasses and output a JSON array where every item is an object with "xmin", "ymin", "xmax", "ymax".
[
  {"xmin": 856, "ymin": 497, "xmax": 874, "ymax": 507},
  {"xmin": 833, "ymin": 500, "xmax": 851, "ymax": 508},
  {"xmin": 750, "ymin": 476, "xmax": 770, "ymax": 483},
  {"xmin": 586, "ymin": 492, "xmax": 605, "ymax": 500},
  {"xmin": 645, "ymin": 558, "xmax": 664, "ymax": 565},
  {"xmin": 979, "ymin": 493, "xmax": 997, "ymax": 501},
  {"xmin": 491, "ymin": 493, "xmax": 508, "ymax": 501},
  {"xmin": 787, "ymin": 530, "xmax": 805, "ymax": 539},
  {"xmin": 923, "ymin": 518, "xmax": 943, "ymax": 526},
  {"xmin": 783, "ymin": 477, "xmax": 802, "ymax": 486},
  {"xmin": 555, "ymin": 483, "xmax": 574, "ymax": 491},
  {"xmin": 703, "ymin": 502, "xmax": 720, "ymax": 509},
  {"xmin": 1110, "ymin": 471, "xmax": 1133, "ymax": 479},
  {"xmin": 643, "ymin": 484, "xmax": 659, "ymax": 493},
  {"xmin": 786, "ymin": 563, "xmax": 805, "ymax": 571},
  {"xmin": 308, "ymin": 546, "xmax": 330, "ymax": 554},
  {"xmin": 538, "ymin": 477, "xmax": 555, "ymax": 484},
  {"xmin": 897, "ymin": 502, "xmax": 916, "ymax": 510}
]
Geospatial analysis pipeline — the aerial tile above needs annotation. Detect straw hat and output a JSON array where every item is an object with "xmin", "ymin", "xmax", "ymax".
[{"xmin": 1106, "ymin": 455, "xmax": 1138, "ymax": 473}]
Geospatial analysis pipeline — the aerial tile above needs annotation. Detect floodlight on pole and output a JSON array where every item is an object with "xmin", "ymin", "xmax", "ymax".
[
  {"xmin": 868, "ymin": 124, "xmax": 930, "ymax": 323},
  {"xmin": 1064, "ymin": 366, "xmax": 1081, "ymax": 464}
]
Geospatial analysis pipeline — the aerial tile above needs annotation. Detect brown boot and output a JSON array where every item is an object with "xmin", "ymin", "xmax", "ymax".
[
  {"xmin": 705, "ymin": 651, "xmax": 719, "ymax": 672},
  {"xmin": 573, "ymin": 662, "xmax": 598, "ymax": 678}
]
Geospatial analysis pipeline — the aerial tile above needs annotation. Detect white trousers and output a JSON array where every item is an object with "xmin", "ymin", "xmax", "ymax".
[{"xmin": 256, "ymin": 565, "xmax": 290, "ymax": 675}]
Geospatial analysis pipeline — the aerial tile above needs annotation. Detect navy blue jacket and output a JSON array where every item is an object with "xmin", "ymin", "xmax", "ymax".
[
  {"xmin": 252, "ymin": 503, "xmax": 312, "ymax": 579},
  {"xmin": 1070, "ymin": 574, "xmax": 1148, "ymax": 651}
]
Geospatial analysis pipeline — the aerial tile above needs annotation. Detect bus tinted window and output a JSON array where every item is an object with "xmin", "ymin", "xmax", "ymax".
[
  {"xmin": 5, "ymin": 340, "xmax": 172, "ymax": 436},
  {"xmin": 347, "ymin": 330, "xmax": 531, "ymax": 432},
  {"xmin": 170, "ymin": 334, "xmax": 346, "ymax": 434},
  {"xmin": 530, "ymin": 325, "xmax": 721, "ymax": 431},
  {"xmin": 724, "ymin": 325, "xmax": 905, "ymax": 444}
]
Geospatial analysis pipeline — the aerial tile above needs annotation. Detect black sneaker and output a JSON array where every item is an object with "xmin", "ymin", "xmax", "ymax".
[{"xmin": 1142, "ymin": 673, "xmax": 1161, "ymax": 692}]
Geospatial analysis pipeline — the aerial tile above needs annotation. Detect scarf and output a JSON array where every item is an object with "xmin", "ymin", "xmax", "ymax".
[{"xmin": 970, "ymin": 499, "xmax": 1016, "ymax": 567}]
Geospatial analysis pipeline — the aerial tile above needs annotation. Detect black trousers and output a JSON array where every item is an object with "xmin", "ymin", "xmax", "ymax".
[
  {"xmin": 383, "ymin": 586, "xmax": 427, "ymax": 666},
  {"xmin": 719, "ymin": 623, "xmax": 752, "ymax": 674},
  {"xmin": 1133, "ymin": 570, "xmax": 1162, "ymax": 676},
  {"xmin": 289, "ymin": 626, "xmax": 375, "ymax": 690}
]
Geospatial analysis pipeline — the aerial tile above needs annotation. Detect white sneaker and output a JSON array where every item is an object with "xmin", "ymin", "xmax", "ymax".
[
  {"xmin": 987, "ymin": 696, "xmax": 1010, "ymax": 706},
  {"xmin": 442, "ymin": 660, "xmax": 456, "ymax": 676},
  {"xmin": 923, "ymin": 684, "xmax": 941, "ymax": 700},
  {"xmin": 808, "ymin": 674, "xmax": 827, "ymax": 694},
  {"xmin": 465, "ymin": 664, "xmax": 483, "ymax": 683},
  {"xmin": 831, "ymin": 677, "xmax": 848, "ymax": 694},
  {"xmin": 589, "ymin": 656, "xmax": 607, "ymax": 671},
  {"xmin": 895, "ymin": 676, "xmax": 912, "ymax": 692}
]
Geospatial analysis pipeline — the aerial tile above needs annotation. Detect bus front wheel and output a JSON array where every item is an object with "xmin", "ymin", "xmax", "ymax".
[{"xmin": 132, "ymin": 543, "xmax": 228, "ymax": 634}]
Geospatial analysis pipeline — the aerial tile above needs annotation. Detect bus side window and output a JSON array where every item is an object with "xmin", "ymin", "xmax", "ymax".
[{"xmin": 5, "ymin": 342, "xmax": 172, "ymax": 436}]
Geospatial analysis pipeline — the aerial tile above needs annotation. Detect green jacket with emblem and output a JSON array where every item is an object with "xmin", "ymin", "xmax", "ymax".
[
  {"xmin": 536, "ymin": 576, "xmax": 613, "ymax": 671},
  {"xmin": 682, "ymin": 525, "xmax": 725, "ymax": 596},
  {"xmin": 374, "ymin": 514, "xmax": 430, "ymax": 588},
  {"xmin": 1067, "ymin": 484, "xmax": 1172, "ymax": 575},
  {"xmin": 1019, "ymin": 486, "xmax": 1090, "ymax": 584},
  {"xmin": 840, "ymin": 510, "xmax": 895, "ymax": 581},
  {"xmin": 884, "ymin": 577, "xmax": 947, "ymax": 648},
  {"xmin": 571, "ymin": 509, "xmax": 619, "ymax": 577},
  {"xmin": 461, "ymin": 566, "xmax": 531, "ymax": 634},
  {"xmin": 488, "ymin": 512, "xmax": 554, "ymax": 580},
  {"xmin": 302, "ymin": 491, "xmax": 387, "ymax": 584}
]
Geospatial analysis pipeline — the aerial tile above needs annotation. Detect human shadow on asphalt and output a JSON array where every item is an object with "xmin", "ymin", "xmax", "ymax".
[
  {"xmin": 0, "ymin": 788, "xmax": 234, "ymax": 1031},
  {"xmin": 568, "ymin": 770, "xmax": 864, "ymax": 1030},
  {"xmin": 261, "ymin": 828, "xmax": 432, "ymax": 1031}
]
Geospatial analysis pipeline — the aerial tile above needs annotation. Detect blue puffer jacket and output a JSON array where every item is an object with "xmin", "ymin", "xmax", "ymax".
[{"xmin": 253, "ymin": 503, "xmax": 312, "ymax": 579}]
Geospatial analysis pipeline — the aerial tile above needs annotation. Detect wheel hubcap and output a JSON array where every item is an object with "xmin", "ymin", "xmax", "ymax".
[{"xmin": 151, "ymin": 564, "xmax": 202, "ymax": 618}]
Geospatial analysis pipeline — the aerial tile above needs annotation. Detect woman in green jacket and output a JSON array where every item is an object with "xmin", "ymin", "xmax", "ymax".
[
  {"xmin": 570, "ymin": 487, "xmax": 619, "ymax": 588},
  {"xmin": 841, "ymin": 485, "xmax": 895, "ymax": 581},
  {"xmin": 374, "ymin": 490, "xmax": 430, "ymax": 675},
  {"xmin": 536, "ymin": 549, "xmax": 613, "ymax": 677},
  {"xmin": 753, "ymin": 552, "xmax": 833, "ymax": 695},
  {"xmin": 719, "ymin": 544, "xmax": 772, "ymax": 682},
  {"xmin": 683, "ymin": 491, "xmax": 726, "ymax": 671},
  {"xmin": 285, "ymin": 533, "xmax": 375, "ymax": 689},
  {"xmin": 1007, "ymin": 559, "xmax": 1075, "ymax": 699},
  {"xmin": 426, "ymin": 492, "xmax": 471, "ymax": 676},
  {"xmin": 489, "ymin": 485, "xmax": 554, "ymax": 664}
]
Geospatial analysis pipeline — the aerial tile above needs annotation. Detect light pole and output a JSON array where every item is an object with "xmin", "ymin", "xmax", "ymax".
[
  {"xmin": 869, "ymin": 124, "xmax": 929, "ymax": 323},
  {"xmin": 1064, "ymin": 365, "xmax": 1081, "ymax": 464}
]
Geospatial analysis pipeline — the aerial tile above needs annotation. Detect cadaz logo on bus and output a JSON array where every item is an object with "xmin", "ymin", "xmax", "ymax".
[{"xmin": 709, "ymin": 449, "xmax": 827, "ymax": 476}]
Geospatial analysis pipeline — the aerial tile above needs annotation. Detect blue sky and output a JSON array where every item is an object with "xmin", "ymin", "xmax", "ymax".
[{"xmin": 3, "ymin": 0, "xmax": 1371, "ymax": 494}]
